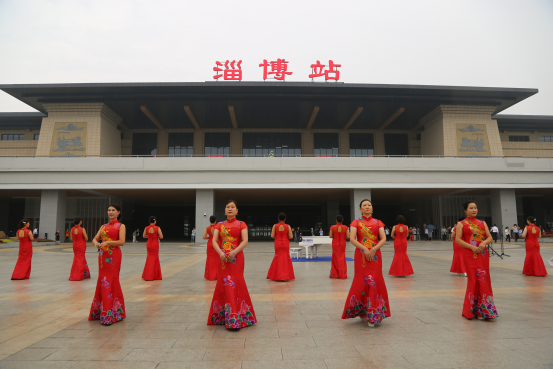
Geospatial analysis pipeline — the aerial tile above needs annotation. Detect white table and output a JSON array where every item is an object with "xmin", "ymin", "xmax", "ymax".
[{"xmin": 299, "ymin": 236, "xmax": 332, "ymax": 259}]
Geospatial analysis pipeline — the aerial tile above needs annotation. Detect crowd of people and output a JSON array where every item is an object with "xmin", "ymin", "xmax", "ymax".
[{"xmin": 8, "ymin": 199, "xmax": 549, "ymax": 330}]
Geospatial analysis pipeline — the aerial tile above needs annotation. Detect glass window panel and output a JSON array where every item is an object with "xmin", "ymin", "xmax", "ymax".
[
  {"xmin": 349, "ymin": 133, "xmax": 374, "ymax": 156},
  {"xmin": 168, "ymin": 133, "xmax": 193, "ymax": 156},
  {"xmin": 132, "ymin": 133, "xmax": 158, "ymax": 156},
  {"xmin": 314, "ymin": 133, "xmax": 339, "ymax": 157},
  {"xmin": 204, "ymin": 133, "xmax": 230, "ymax": 157},
  {"xmin": 242, "ymin": 133, "xmax": 302, "ymax": 157},
  {"xmin": 34, "ymin": 134, "xmax": 40, "ymax": 140}
]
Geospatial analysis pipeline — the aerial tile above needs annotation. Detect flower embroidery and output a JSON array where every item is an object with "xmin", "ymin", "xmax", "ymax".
[
  {"xmin": 101, "ymin": 276, "xmax": 111, "ymax": 289},
  {"xmin": 364, "ymin": 275, "xmax": 376, "ymax": 287},
  {"xmin": 83, "ymin": 269, "xmax": 91, "ymax": 279},
  {"xmin": 476, "ymin": 268, "xmax": 486, "ymax": 281},
  {"xmin": 210, "ymin": 300, "xmax": 256, "ymax": 328},
  {"xmin": 345, "ymin": 295, "xmax": 368, "ymax": 318},
  {"xmin": 222, "ymin": 275, "xmax": 236, "ymax": 288},
  {"xmin": 469, "ymin": 293, "xmax": 498, "ymax": 319}
]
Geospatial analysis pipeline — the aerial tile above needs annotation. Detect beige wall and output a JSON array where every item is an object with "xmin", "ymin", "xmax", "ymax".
[
  {"xmin": 499, "ymin": 130, "xmax": 553, "ymax": 157},
  {"xmin": 0, "ymin": 129, "xmax": 40, "ymax": 156},
  {"xmin": 36, "ymin": 103, "xmax": 122, "ymax": 156}
]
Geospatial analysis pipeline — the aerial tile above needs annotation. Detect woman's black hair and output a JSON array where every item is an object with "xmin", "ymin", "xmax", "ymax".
[
  {"xmin": 107, "ymin": 203, "xmax": 121, "ymax": 219},
  {"xmin": 527, "ymin": 216, "xmax": 536, "ymax": 224},
  {"xmin": 359, "ymin": 199, "xmax": 372, "ymax": 208},
  {"xmin": 462, "ymin": 200, "xmax": 477, "ymax": 211},
  {"xmin": 397, "ymin": 215, "xmax": 405, "ymax": 224},
  {"xmin": 209, "ymin": 215, "xmax": 217, "ymax": 224},
  {"xmin": 149, "ymin": 216, "xmax": 156, "ymax": 224},
  {"xmin": 18, "ymin": 219, "xmax": 29, "ymax": 229},
  {"xmin": 336, "ymin": 215, "xmax": 343, "ymax": 223},
  {"xmin": 225, "ymin": 199, "xmax": 238, "ymax": 208},
  {"xmin": 458, "ymin": 217, "xmax": 465, "ymax": 222},
  {"xmin": 278, "ymin": 212, "xmax": 286, "ymax": 221},
  {"xmin": 74, "ymin": 217, "xmax": 82, "ymax": 225}
]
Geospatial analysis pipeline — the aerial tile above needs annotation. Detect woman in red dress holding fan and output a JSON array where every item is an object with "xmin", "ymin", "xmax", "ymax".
[
  {"xmin": 208, "ymin": 200, "xmax": 257, "ymax": 329},
  {"xmin": 455, "ymin": 200, "xmax": 498, "ymax": 320},
  {"xmin": 329, "ymin": 215, "xmax": 349, "ymax": 279},
  {"xmin": 203, "ymin": 216, "xmax": 219, "ymax": 281},
  {"xmin": 389, "ymin": 215, "xmax": 414, "ymax": 277},
  {"xmin": 11, "ymin": 219, "xmax": 34, "ymax": 280},
  {"xmin": 267, "ymin": 212, "xmax": 295, "ymax": 281},
  {"xmin": 450, "ymin": 217, "xmax": 466, "ymax": 276},
  {"xmin": 342, "ymin": 199, "xmax": 391, "ymax": 327},
  {"xmin": 142, "ymin": 216, "xmax": 163, "ymax": 281},
  {"xmin": 69, "ymin": 217, "xmax": 91, "ymax": 281},
  {"xmin": 89, "ymin": 204, "xmax": 126, "ymax": 325},
  {"xmin": 522, "ymin": 216, "xmax": 547, "ymax": 276}
]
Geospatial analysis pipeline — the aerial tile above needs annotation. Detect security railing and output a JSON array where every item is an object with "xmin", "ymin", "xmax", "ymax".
[{"xmin": 1, "ymin": 154, "xmax": 553, "ymax": 158}]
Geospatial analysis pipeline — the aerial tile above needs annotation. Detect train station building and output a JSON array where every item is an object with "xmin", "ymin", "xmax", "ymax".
[{"xmin": 0, "ymin": 82, "xmax": 552, "ymax": 240}]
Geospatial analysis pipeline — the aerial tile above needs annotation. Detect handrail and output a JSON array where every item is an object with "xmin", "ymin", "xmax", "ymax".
[{"xmin": 0, "ymin": 154, "xmax": 552, "ymax": 159}]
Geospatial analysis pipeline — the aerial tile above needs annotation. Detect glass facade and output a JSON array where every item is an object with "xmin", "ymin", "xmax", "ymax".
[
  {"xmin": 168, "ymin": 133, "xmax": 194, "ymax": 156},
  {"xmin": 242, "ymin": 132, "xmax": 301, "ymax": 157},
  {"xmin": 34, "ymin": 134, "xmax": 39, "ymax": 140},
  {"xmin": 2, "ymin": 134, "xmax": 24, "ymax": 140},
  {"xmin": 509, "ymin": 135, "xmax": 529, "ymax": 142},
  {"xmin": 349, "ymin": 133, "xmax": 374, "ymax": 156},
  {"xmin": 384, "ymin": 133, "xmax": 409, "ymax": 156},
  {"xmin": 204, "ymin": 132, "xmax": 230, "ymax": 157},
  {"xmin": 314, "ymin": 133, "xmax": 339, "ymax": 156},
  {"xmin": 132, "ymin": 133, "xmax": 158, "ymax": 156},
  {"xmin": 539, "ymin": 136, "xmax": 553, "ymax": 142}
]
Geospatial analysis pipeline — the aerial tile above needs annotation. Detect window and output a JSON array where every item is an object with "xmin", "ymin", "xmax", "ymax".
[
  {"xmin": 539, "ymin": 136, "xmax": 553, "ymax": 142},
  {"xmin": 132, "ymin": 133, "xmax": 158, "ymax": 156},
  {"xmin": 34, "ymin": 134, "xmax": 40, "ymax": 140},
  {"xmin": 349, "ymin": 133, "xmax": 374, "ymax": 156},
  {"xmin": 242, "ymin": 132, "xmax": 301, "ymax": 157},
  {"xmin": 169, "ymin": 133, "xmax": 194, "ymax": 156},
  {"xmin": 1, "ymin": 134, "xmax": 24, "ymax": 140},
  {"xmin": 416, "ymin": 134, "xmax": 421, "ymax": 140},
  {"xmin": 204, "ymin": 132, "xmax": 230, "ymax": 157},
  {"xmin": 384, "ymin": 133, "xmax": 409, "ymax": 156},
  {"xmin": 314, "ymin": 133, "xmax": 339, "ymax": 157},
  {"xmin": 509, "ymin": 136, "xmax": 529, "ymax": 142}
]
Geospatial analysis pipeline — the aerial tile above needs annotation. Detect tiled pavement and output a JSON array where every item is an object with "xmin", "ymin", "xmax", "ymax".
[{"xmin": 0, "ymin": 239, "xmax": 551, "ymax": 369}]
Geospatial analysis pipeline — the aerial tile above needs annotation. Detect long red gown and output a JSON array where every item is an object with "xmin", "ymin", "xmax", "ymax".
[
  {"xmin": 450, "ymin": 226, "xmax": 466, "ymax": 274},
  {"xmin": 330, "ymin": 223, "xmax": 348, "ymax": 279},
  {"xmin": 89, "ymin": 220, "xmax": 126, "ymax": 325},
  {"xmin": 460, "ymin": 217, "xmax": 498, "ymax": 319},
  {"xmin": 267, "ymin": 222, "xmax": 295, "ymax": 281},
  {"xmin": 142, "ymin": 224, "xmax": 162, "ymax": 281},
  {"xmin": 207, "ymin": 218, "xmax": 257, "ymax": 329},
  {"xmin": 68, "ymin": 226, "xmax": 91, "ymax": 281},
  {"xmin": 204, "ymin": 224, "xmax": 219, "ymax": 281},
  {"xmin": 389, "ymin": 224, "xmax": 414, "ymax": 277},
  {"xmin": 342, "ymin": 216, "xmax": 391, "ymax": 324},
  {"xmin": 522, "ymin": 225, "xmax": 547, "ymax": 276},
  {"xmin": 11, "ymin": 228, "xmax": 33, "ymax": 280}
]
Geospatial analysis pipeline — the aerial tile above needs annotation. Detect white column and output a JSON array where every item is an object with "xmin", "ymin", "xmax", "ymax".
[
  {"xmin": 350, "ymin": 189, "xmax": 372, "ymax": 223},
  {"xmin": 195, "ymin": 189, "xmax": 215, "ymax": 240},
  {"xmin": 490, "ymin": 189, "xmax": 517, "ymax": 229},
  {"xmin": 39, "ymin": 190, "xmax": 67, "ymax": 241}
]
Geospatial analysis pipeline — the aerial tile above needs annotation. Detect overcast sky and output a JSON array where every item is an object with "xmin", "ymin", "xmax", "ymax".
[{"xmin": 0, "ymin": 0, "xmax": 552, "ymax": 115}]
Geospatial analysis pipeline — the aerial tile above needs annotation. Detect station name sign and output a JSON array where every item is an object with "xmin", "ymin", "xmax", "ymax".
[{"xmin": 213, "ymin": 59, "xmax": 341, "ymax": 82}]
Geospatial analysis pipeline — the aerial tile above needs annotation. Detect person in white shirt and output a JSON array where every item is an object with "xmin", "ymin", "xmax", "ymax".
[
  {"xmin": 490, "ymin": 224, "xmax": 499, "ymax": 243},
  {"xmin": 191, "ymin": 228, "xmax": 196, "ymax": 243},
  {"xmin": 412, "ymin": 227, "xmax": 417, "ymax": 241},
  {"xmin": 504, "ymin": 227, "xmax": 510, "ymax": 242},
  {"xmin": 385, "ymin": 227, "xmax": 390, "ymax": 240},
  {"xmin": 33, "ymin": 228, "xmax": 38, "ymax": 237}
]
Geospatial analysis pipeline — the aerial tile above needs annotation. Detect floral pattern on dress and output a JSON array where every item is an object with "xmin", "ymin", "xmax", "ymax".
[
  {"xmin": 367, "ymin": 294, "xmax": 388, "ymax": 324},
  {"xmin": 463, "ymin": 219, "xmax": 487, "ymax": 257},
  {"xmin": 344, "ymin": 295, "xmax": 368, "ymax": 318},
  {"xmin": 468, "ymin": 293, "xmax": 498, "ymax": 319},
  {"xmin": 210, "ymin": 300, "xmax": 256, "ymax": 328},
  {"xmin": 83, "ymin": 269, "xmax": 91, "ymax": 279}
]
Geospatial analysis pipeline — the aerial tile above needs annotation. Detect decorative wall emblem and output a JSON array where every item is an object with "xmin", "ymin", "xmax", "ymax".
[
  {"xmin": 49, "ymin": 122, "xmax": 87, "ymax": 156},
  {"xmin": 456, "ymin": 124, "xmax": 490, "ymax": 157}
]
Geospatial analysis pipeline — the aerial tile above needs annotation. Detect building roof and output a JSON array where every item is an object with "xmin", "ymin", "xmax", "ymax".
[
  {"xmin": 0, "ymin": 82, "xmax": 539, "ymax": 131},
  {"xmin": 0, "ymin": 112, "xmax": 46, "ymax": 130},
  {"xmin": 493, "ymin": 114, "xmax": 553, "ymax": 132}
]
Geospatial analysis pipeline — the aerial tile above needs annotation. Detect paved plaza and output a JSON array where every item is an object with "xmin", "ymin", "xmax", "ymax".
[{"xmin": 0, "ymin": 239, "xmax": 551, "ymax": 369}]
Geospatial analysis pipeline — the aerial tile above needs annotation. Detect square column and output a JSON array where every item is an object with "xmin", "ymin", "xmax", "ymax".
[
  {"xmin": 350, "ymin": 189, "xmax": 372, "ymax": 223},
  {"xmin": 195, "ymin": 189, "xmax": 215, "ymax": 240},
  {"xmin": 490, "ymin": 189, "xmax": 517, "ymax": 229},
  {"xmin": 39, "ymin": 190, "xmax": 67, "ymax": 241}
]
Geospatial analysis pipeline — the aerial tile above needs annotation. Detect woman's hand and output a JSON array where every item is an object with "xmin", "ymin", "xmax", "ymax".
[
  {"xmin": 227, "ymin": 250, "xmax": 236, "ymax": 262},
  {"xmin": 365, "ymin": 248, "xmax": 376, "ymax": 261},
  {"xmin": 219, "ymin": 251, "xmax": 227, "ymax": 261},
  {"xmin": 478, "ymin": 243, "xmax": 487, "ymax": 253},
  {"xmin": 99, "ymin": 241, "xmax": 109, "ymax": 248},
  {"xmin": 471, "ymin": 245, "xmax": 482, "ymax": 254}
]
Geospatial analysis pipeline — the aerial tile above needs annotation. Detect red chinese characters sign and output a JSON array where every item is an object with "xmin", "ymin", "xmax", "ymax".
[{"xmin": 212, "ymin": 59, "xmax": 341, "ymax": 81}]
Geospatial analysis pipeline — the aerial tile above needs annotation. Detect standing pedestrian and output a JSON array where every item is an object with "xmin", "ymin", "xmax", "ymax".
[
  {"xmin": 522, "ymin": 216, "xmax": 547, "ymax": 276},
  {"xmin": 56, "ymin": 229, "xmax": 60, "ymax": 241},
  {"xmin": 425, "ymin": 227, "xmax": 429, "ymax": 241},
  {"xmin": 513, "ymin": 225, "xmax": 519, "ymax": 242},
  {"xmin": 319, "ymin": 228, "xmax": 323, "ymax": 236},
  {"xmin": 191, "ymin": 228, "xmax": 196, "ymax": 243},
  {"xmin": 329, "ymin": 215, "xmax": 349, "ymax": 279},
  {"xmin": 296, "ymin": 227, "xmax": 301, "ymax": 242},
  {"xmin": 203, "ymin": 215, "xmax": 219, "ymax": 281},
  {"xmin": 11, "ymin": 219, "xmax": 34, "ymax": 280},
  {"xmin": 490, "ymin": 224, "xmax": 499, "ymax": 243},
  {"xmin": 389, "ymin": 215, "xmax": 414, "ymax": 277},
  {"xmin": 385, "ymin": 227, "xmax": 390, "ymax": 241},
  {"xmin": 68, "ymin": 217, "xmax": 91, "ymax": 281},
  {"xmin": 267, "ymin": 213, "xmax": 295, "ymax": 281},
  {"xmin": 33, "ymin": 227, "xmax": 38, "ymax": 237},
  {"xmin": 142, "ymin": 216, "xmax": 163, "ymax": 281},
  {"xmin": 132, "ymin": 229, "xmax": 137, "ymax": 243},
  {"xmin": 504, "ymin": 227, "xmax": 510, "ymax": 242},
  {"xmin": 442, "ymin": 227, "xmax": 447, "ymax": 241}
]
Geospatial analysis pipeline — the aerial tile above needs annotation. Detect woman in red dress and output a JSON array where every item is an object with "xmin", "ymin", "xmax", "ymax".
[
  {"xmin": 455, "ymin": 200, "xmax": 498, "ymax": 320},
  {"xmin": 342, "ymin": 199, "xmax": 391, "ymax": 327},
  {"xmin": 389, "ymin": 215, "xmax": 414, "ymax": 277},
  {"xmin": 329, "ymin": 214, "xmax": 349, "ymax": 279},
  {"xmin": 11, "ymin": 219, "xmax": 34, "ymax": 280},
  {"xmin": 68, "ymin": 217, "xmax": 91, "ymax": 281},
  {"xmin": 522, "ymin": 216, "xmax": 547, "ymax": 276},
  {"xmin": 142, "ymin": 216, "xmax": 163, "ymax": 281},
  {"xmin": 207, "ymin": 200, "xmax": 257, "ymax": 329},
  {"xmin": 203, "ymin": 215, "xmax": 219, "ymax": 281},
  {"xmin": 267, "ymin": 212, "xmax": 295, "ymax": 281},
  {"xmin": 89, "ymin": 204, "xmax": 126, "ymax": 325},
  {"xmin": 450, "ymin": 217, "xmax": 466, "ymax": 276}
]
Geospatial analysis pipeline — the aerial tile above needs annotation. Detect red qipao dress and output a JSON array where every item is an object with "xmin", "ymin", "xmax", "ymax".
[
  {"xmin": 329, "ymin": 223, "xmax": 348, "ymax": 279},
  {"xmin": 207, "ymin": 218, "xmax": 257, "ymax": 329},
  {"xmin": 204, "ymin": 224, "xmax": 219, "ymax": 281},
  {"xmin": 450, "ymin": 226, "xmax": 466, "ymax": 274},
  {"xmin": 342, "ymin": 216, "xmax": 391, "ymax": 324},
  {"xmin": 523, "ymin": 225, "xmax": 547, "ymax": 276},
  {"xmin": 142, "ymin": 225, "xmax": 162, "ymax": 281},
  {"xmin": 89, "ymin": 220, "xmax": 126, "ymax": 325},
  {"xmin": 389, "ymin": 224, "xmax": 414, "ymax": 277},
  {"xmin": 267, "ymin": 222, "xmax": 295, "ymax": 281},
  {"xmin": 68, "ymin": 226, "xmax": 91, "ymax": 281},
  {"xmin": 460, "ymin": 217, "xmax": 498, "ymax": 319},
  {"xmin": 11, "ymin": 228, "xmax": 33, "ymax": 280}
]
